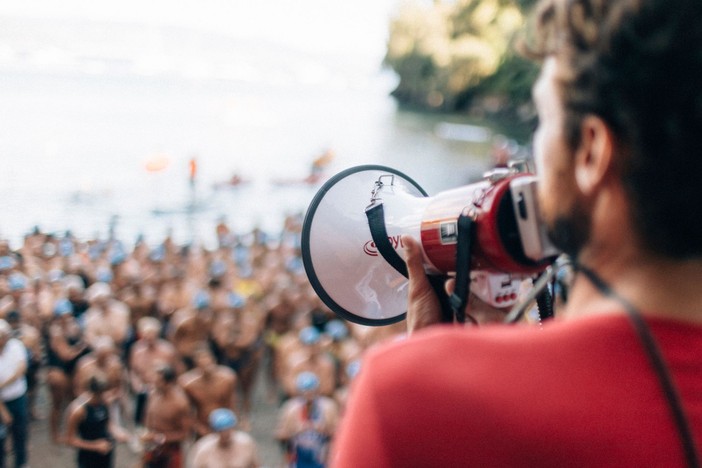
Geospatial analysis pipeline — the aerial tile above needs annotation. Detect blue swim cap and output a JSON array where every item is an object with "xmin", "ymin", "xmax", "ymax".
[
  {"xmin": 192, "ymin": 290, "xmax": 211, "ymax": 310},
  {"xmin": 209, "ymin": 260, "xmax": 227, "ymax": 278},
  {"xmin": 227, "ymin": 292, "xmax": 245, "ymax": 308},
  {"xmin": 233, "ymin": 245, "xmax": 249, "ymax": 265},
  {"xmin": 238, "ymin": 264, "xmax": 253, "ymax": 278},
  {"xmin": 209, "ymin": 408, "xmax": 237, "ymax": 431},
  {"xmin": 346, "ymin": 360, "xmax": 361, "ymax": 379},
  {"xmin": 54, "ymin": 298, "xmax": 74, "ymax": 316},
  {"xmin": 109, "ymin": 251, "xmax": 127, "ymax": 266},
  {"xmin": 96, "ymin": 267, "xmax": 113, "ymax": 283},
  {"xmin": 8, "ymin": 273, "xmax": 27, "ymax": 291},
  {"xmin": 299, "ymin": 326, "xmax": 321, "ymax": 345},
  {"xmin": 325, "ymin": 319, "xmax": 348, "ymax": 341},
  {"xmin": 286, "ymin": 257, "xmax": 304, "ymax": 274},
  {"xmin": 0, "ymin": 256, "xmax": 16, "ymax": 271},
  {"xmin": 296, "ymin": 371, "xmax": 320, "ymax": 393},
  {"xmin": 48, "ymin": 269, "xmax": 65, "ymax": 283},
  {"xmin": 59, "ymin": 238, "xmax": 74, "ymax": 257},
  {"xmin": 149, "ymin": 245, "xmax": 165, "ymax": 262},
  {"xmin": 88, "ymin": 244, "xmax": 103, "ymax": 261}
]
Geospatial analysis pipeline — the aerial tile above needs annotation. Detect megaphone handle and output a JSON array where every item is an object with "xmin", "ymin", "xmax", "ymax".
[
  {"xmin": 428, "ymin": 274, "xmax": 455, "ymax": 323},
  {"xmin": 449, "ymin": 212, "xmax": 476, "ymax": 324}
]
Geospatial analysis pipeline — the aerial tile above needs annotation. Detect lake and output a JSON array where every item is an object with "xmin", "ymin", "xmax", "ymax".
[{"xmin": 0, "ymin": 12, "xmax": 520, "ymax": 249}]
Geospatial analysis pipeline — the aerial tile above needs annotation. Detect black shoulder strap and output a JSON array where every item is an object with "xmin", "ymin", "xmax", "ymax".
[{"xmin": 576, "ymin": 264, "xmax": 699, "ymax": 468}]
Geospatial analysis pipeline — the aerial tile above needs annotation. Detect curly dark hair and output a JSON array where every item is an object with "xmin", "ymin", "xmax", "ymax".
[{"xmin": 523, "ymin": 0, "xmax": 702, "ymax": 258}]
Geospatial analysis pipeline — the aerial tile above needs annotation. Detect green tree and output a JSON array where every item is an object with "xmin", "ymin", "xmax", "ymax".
[{"xmin": 385, "ymin": 0, "xmax": 538, "ymax": 129}]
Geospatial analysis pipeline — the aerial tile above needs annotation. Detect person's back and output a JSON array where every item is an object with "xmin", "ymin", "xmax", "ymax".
[{"xmin": 334, "ymin": 315, "xmax": 702, "ymax": 466}]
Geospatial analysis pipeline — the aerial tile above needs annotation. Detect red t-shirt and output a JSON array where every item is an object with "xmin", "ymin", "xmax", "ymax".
[{"xmin": 331, "ymin": 313, "xmax": 702, "ymax": 467}]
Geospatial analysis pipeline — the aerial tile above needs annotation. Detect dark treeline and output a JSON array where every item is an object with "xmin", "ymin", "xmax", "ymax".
[{"xmin": 384, "ymin": 0, "xmax": 541, "ymax": 140}]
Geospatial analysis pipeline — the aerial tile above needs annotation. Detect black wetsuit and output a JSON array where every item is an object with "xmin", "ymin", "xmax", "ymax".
[
  {"xmin": 46, "ymin": 333, "xmax": 88, "ymax": 376},
  {"xmin": 77, "ymin": 402, "xmax": 113, "ymax": 468}
]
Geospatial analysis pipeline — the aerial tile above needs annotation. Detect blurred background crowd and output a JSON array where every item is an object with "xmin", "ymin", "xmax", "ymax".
[{"xmin": 0, "ymin": 215, "xmax": 405, "ymax": 467}]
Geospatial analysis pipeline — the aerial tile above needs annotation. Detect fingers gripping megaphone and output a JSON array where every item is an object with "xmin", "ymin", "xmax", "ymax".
[{"xmin": 301, "ymin": 165, "xmax": 559, "ymax": 326}]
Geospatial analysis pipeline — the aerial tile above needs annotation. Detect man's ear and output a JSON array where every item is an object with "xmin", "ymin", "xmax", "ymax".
[{"xmin": 574, "ymin": 115, "xmax": 615, "ymax": 195}]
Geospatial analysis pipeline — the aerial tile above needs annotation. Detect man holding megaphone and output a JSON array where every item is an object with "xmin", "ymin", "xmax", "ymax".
[{"xmin": 328, "ymin": 0, "xmax": 702, "ymax": 466}]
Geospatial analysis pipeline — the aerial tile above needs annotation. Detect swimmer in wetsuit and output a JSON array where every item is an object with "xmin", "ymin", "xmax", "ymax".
[
  {"xmin": 210, "ymin": 295, "xmax": 265, "ymax": 429},
  {"xmin": 64, "ymin": 374, "xmax": 128, "ymax": 468},
  {"xmin": 45, "ymin": 299, "xmax": 90, "ymax": 442}
]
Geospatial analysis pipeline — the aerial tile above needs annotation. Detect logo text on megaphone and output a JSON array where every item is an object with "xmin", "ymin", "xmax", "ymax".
[{"xmin": 363, "ymin": 235, "xmax": 405, "ymax": 257}]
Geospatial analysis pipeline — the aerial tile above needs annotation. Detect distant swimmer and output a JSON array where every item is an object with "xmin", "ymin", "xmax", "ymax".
[
  {"xmin": 212, "ymin": 172, "xmax": 251, "ymax": 191},
  {"xmin": 129, "ymin": 317, "xmax": 180, "ymax": 428},
  {"xmin": 188, "ymin": 157, "xmax": 198, "ymax": 187},
  {"xmin": 141, "ymin": 365, "xmax": 190, "ymax": 468},
  {"xmin": 272, "ymin": 148, "xmax": 335, "ymax": 186},
  {"xmin": 83, "ymin": 282, "xmax": 130, "ymax": 350},
  {"xmin": 178, "ymin": 345, "xmax": 237, "ymax": 439},
  {"xmin": 305, "ymin": 148, "xmax": 335, "ymax": 184},
  {"xmin": 46, "ymin": 300, "xmax": 89, "ymax": 443},
  {"xmin": 64, "ymin": 374, "xmax": 130, "ymax": 468},
  {"xmin": 275, "ymin": 372, "xmax": 339, "ymax": 468},
  {"xmin": 188, "ymin": 408, "xmax": 261, "ymax": 468}
]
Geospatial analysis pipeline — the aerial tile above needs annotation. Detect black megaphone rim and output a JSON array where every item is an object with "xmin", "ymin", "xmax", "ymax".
[{"xmin": 301, "ymin": 164, "xmax": 428, "ymax": 326}]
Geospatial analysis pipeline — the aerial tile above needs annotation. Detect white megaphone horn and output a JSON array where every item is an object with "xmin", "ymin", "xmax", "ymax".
[{"xmin": 301, "ymin": 165, "xmax": 559, "ymax": 326}]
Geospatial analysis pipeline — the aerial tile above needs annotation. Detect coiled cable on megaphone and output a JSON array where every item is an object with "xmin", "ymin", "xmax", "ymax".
[
  {"xmin": 504, "ymin": 255, "xmax": 575, "ymax": 324},
  {"xmin": 504, "ymin": 265, "xmax": 555, "ymax": 324}
]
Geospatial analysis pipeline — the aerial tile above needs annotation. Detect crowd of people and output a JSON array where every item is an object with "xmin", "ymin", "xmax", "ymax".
[
  {"xmin": 0, "ymin": 215, "xmax": 405, "ymax": 468},
  {"xmin": 6, "ymin": 0, "xmax": 692, "ymax": 465}
]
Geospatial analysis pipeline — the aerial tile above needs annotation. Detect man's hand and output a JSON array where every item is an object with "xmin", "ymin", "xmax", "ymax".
[
  {"xmin": 94, "ymin": 438, "xmax": 113, "ymax": 455},
  {"xmin": 402, "ymin": 235, "xmax": 446, "ymax": 334}
]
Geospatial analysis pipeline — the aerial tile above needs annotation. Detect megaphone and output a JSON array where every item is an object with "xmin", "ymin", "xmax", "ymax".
[{"xmin": 301, "ymin": 164, "xmax": 559, "ymax": 326}]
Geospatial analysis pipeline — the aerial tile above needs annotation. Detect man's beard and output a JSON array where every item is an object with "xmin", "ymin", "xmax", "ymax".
[{"xmin": 546, "ymin": 198, "xmax": 592, "ymax": 259}]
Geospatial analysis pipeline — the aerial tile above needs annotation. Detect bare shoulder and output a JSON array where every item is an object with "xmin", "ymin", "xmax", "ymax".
[
  {"xmin": 48, "ymin": 323, "xmax": 64, "ymax": 338},
  {"xmin": 278, "ymin": 397, "xmax": 301, "ymax": 416},
  {"xmin": 217, "ymin": 365, "xmax": 236, "ymax": 381},
  {"xmin": 74, "ymin": 355, "xmax": 95, "ymax": 372},
  {"xmin": 129, "ymin": 341, "xmax": 144, "ymax": 356},
  {"xmin": 108, "ymin": 355, "xmax": 125, "ymax": 369},
  {"xmin": 317, "ymin": 396, "xmax": 338, "ymax": 410},
  {"xmin": 173, "ymin": 386, "xmax": 191, "ymax": 408},
  {"xmin": 157, "ymin": 339, "xmax": 177, "ymax": 354},
  {"xmin": 234, "ymin": 430, "xmax": 257, "ymax": 446},
  {"xmin": 178, "ymin": 370, "xmax": 199, "ymax": 388},
  {"xmin": 111, "ymin": 300, "xmax": 130, "ymax": 316},
  {"xmin": 192, "ymin": 433, "xmax": 218, "ymax": 450},
  {"xmin": 66, "ymin": 396, "xmax": 88, "ymax": 419},
  {"xmin": 22, "ymin": 324, "xmax": 40, "ymax": 342}
]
